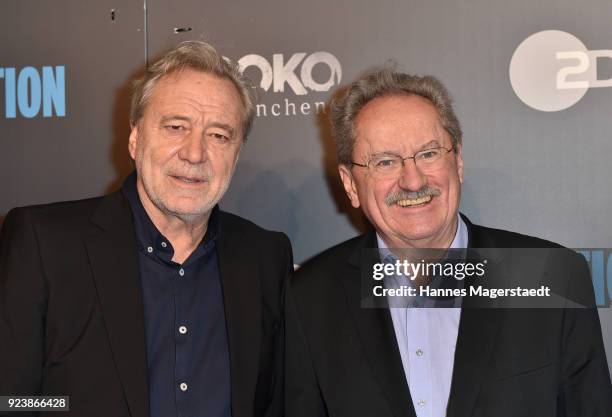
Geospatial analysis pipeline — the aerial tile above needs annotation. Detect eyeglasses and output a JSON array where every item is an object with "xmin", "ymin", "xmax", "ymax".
[{"xmin": 351, "ymin": 146, "xmax": 454, "ymax": 179}]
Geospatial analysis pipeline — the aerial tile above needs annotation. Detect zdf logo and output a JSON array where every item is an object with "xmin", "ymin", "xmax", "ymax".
[
  {"xmin": 509, "ymin": 30, "xmax": 611, "ymax": 112},
  {"xmin": 237, "ymin": 52, "xmax": 342, "ymax": 96}
]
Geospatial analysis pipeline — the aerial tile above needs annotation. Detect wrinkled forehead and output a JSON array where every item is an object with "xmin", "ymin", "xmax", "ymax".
[
  {"xmin": 146, "ymin": 68, "xmax": 246, "ymax": 120},
  {"xmin": 353, "ymin": 94, "xmax": 449, "ymax": 154}
]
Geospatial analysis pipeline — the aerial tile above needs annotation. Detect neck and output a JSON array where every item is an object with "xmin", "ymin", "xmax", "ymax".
[{"xmin": 136, "ymin": 181, "xmax": 210, "ymax": 264}]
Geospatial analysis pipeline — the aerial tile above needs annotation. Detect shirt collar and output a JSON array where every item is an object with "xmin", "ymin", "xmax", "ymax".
[
  {"xmin": 121, "ymin": 171, "xmax": 220, "ymax": 258},
  {"xmin": 376, "ymin": 214, "xmax": 468, "ymax": 252},
  {"xmin": 377, "ymin": 215, "xmax": 467, "ymax": 308}
]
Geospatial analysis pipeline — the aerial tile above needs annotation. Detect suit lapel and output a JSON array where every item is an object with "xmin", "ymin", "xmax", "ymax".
[
  {"xmin": 85, "ymin": 192, "xmax": 149, "ymax": 417},
  {"xmin": 446, "ymin": 306, "xmax": 500, "ymax": 417},
  {"xmin": 446, "ymin": 215, "xmax": 501, "ymax": 417},
  {"xmin": 341, "ymin": 233, "xmax": 417, "ymax": 417},
  {"xmin": 216, "ymin": 214, "xmax": 261, "ymax": 417}
]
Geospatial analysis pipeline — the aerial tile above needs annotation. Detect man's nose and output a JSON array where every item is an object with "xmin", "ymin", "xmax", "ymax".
[
  {"xmin": 178, "ymin": 133, "xmax": 207, "ymax": 164},
  {"xmin": 397, "ymin": 159, "xmax": 427, "ymax": 191}
]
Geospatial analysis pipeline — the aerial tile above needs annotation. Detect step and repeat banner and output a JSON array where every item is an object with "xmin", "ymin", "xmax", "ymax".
[{"xmin": 2, "ymin": 0, "xmax": 611, "ymax": 370}]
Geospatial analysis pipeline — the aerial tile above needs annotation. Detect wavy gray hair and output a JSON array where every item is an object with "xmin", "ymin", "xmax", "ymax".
[
  {"xmin": 331, "ymin": 67, "xmax": 462, "ymax": 164},
  {"xmin": 130, "ymin": 40, "xmax": 256, "ymax": 141}
]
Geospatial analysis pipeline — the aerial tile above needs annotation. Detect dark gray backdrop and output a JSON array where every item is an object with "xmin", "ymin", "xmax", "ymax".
[{"xmin": 2, "ymin": 0, "xmax": 611, "ymax": 372}]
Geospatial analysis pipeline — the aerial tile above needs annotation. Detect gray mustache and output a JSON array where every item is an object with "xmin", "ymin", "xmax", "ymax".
[{"xmin": 385, "ymin": 186, "xmax": 441, "ymax": 206}]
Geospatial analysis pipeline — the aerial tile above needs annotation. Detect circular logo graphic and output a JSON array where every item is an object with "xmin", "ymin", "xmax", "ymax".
[{"xmin": 509, "ymin": 30, "xmax": 588, "ymax": 112}]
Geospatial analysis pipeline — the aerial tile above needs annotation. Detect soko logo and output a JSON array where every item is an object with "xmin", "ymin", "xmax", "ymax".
[
  {"xmin": 509, "ymin": 30, "xmax": 611, "ymax": 112},
  {"xmin": 236, "ymin": 52, "xmax": 342, "ymax": 117}
]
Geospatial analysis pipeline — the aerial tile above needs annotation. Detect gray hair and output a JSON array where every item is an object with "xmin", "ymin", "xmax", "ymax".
[
  {"xmin": 130, "ymin": 40, "xmax": 256, "ymax": 141},
  {"xmin": 330, "ymin": 67, "xmax": 462, "ymax": 165}
]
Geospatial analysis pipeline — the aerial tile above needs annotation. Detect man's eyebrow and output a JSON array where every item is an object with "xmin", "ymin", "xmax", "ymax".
[
  {"xmin": 370, "ymin": 140, "xmax": 442, "ymax": 158},
  {"xmin": 371, "ymin": 150, "xmax": 402, "ymax": 158},
  {"xmin": 417, "ymin": 139, "xmax": 441, "ymax": 150},
  {"xmin": 208, "ymin": 122, "xmax": 236, "ymax": 137},
  {"xmin": 159, "ymin": 115, "xmax": 192, "ymax": 123}
]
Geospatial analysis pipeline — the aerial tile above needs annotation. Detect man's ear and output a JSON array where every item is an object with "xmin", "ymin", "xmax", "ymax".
[
  {"xmin": 128, "ymin": 124, "xmax": 139, "ymax": 160},
  {"xmin": 338, "ymin": 164, "xmax": 361, "ymax": 208},
  {"xmin": 455, "ymin": 144, "xmax": 464, "ymax": 184}
]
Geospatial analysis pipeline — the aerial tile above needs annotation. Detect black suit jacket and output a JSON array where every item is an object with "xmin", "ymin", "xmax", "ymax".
[
  {"xmin": 286, "ymin": 216, "xmax": 611, "ymax": 417},
  {"xmin": 0, "ymin": 190, "xmax": 293, "ymax": 417}
]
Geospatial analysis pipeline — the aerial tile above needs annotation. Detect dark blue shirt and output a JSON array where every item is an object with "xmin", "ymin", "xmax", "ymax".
[{"xmin": 122, "ymin": 172, "xmax": 232, "ymax": 417}]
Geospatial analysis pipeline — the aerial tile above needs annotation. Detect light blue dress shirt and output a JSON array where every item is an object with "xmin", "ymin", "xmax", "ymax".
[{"xmin": 377, "ymin": 215, "xmax": 468, "ymax": 417}]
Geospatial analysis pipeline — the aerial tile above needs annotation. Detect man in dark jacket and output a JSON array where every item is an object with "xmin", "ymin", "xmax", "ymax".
[
  {"xmin": 0, "ymin": 41, "xmax": 292, "ymax": 417},
  {"xmin": 286, "ymin": 67, "xmax": 611, "ymax": 417}
]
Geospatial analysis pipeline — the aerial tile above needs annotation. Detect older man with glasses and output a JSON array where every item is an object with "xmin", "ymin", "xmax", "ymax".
[{"xmin": 285, "ymin": 67, "xmax": 611, "ymax": 417}]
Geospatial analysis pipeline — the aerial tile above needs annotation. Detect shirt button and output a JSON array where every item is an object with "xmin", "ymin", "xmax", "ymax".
[
  {"xmin": 147, "ymin": 246, "xmax": 153, "ymax": 253},
  {"xmin": 179, "ymin": 268, "xmax": 185, "ymax": 276},
  {"xmin": 417, "ymin": 399, "xmax": 426, "ymax": 407},
  {"xmin": 416, "ymin": 348, "xmax": 424, "ymax": 356},
  {"xmin": 179, "ymin": 326, "xmax": 188, "ymax": 334},
  {"xmin": 179, "ymin": 382, "xmax": 188, "ymax": 392},
  {"xmin": 161, "ymin": 241, "xmax": 167, "ymax": 248}
]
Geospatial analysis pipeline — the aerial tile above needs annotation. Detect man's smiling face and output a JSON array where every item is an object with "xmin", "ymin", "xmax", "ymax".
[{"xmin": 339, "ymin": 94, "xmax": 464, "ymax": 248}]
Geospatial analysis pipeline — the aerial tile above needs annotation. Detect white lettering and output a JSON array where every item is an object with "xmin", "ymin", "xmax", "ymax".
[
  {"xmin": 300, "ymin": 52, "xmax": 342, "ymax": 92},
  {"xmin": 588, "ymin": 50, "xmax": 612, "ymax": 88},
  {"xmin": 273, "ymin": 53, "xmax": 307, "ymax": 95},
  {"xmin": 256, "ymin": 103, "xmax": 267, "ymax": 117},
  {"xmin": 284, "ymin": 98, "xmax": 296, "ymax": 116},
  {"xmin": 236, "ymin": 52, "xmax": 342, "ymax": 96},
  {"xmin": 556, "ymin": 51, "xmax": 590, "ymax": 90},
  {"xmin": 238, "ymin": 54, "xmax": 273, "ymax": 91}
]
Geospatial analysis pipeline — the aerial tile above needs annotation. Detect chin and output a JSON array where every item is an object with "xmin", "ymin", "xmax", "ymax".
[
  {"xmin": 400, "ymin": 231, "xmax": 438, "ymax": 244},
  {"xmin": 174, "ymin": 203, "xmax": 211, "ymax": 216},
  {"xmin": 392, "ymin": 222, "xmax": 443, "ymax": 244},
  {"xmin": 158, "ymin": 196, "xmax": 211, "ymax": 217}
]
